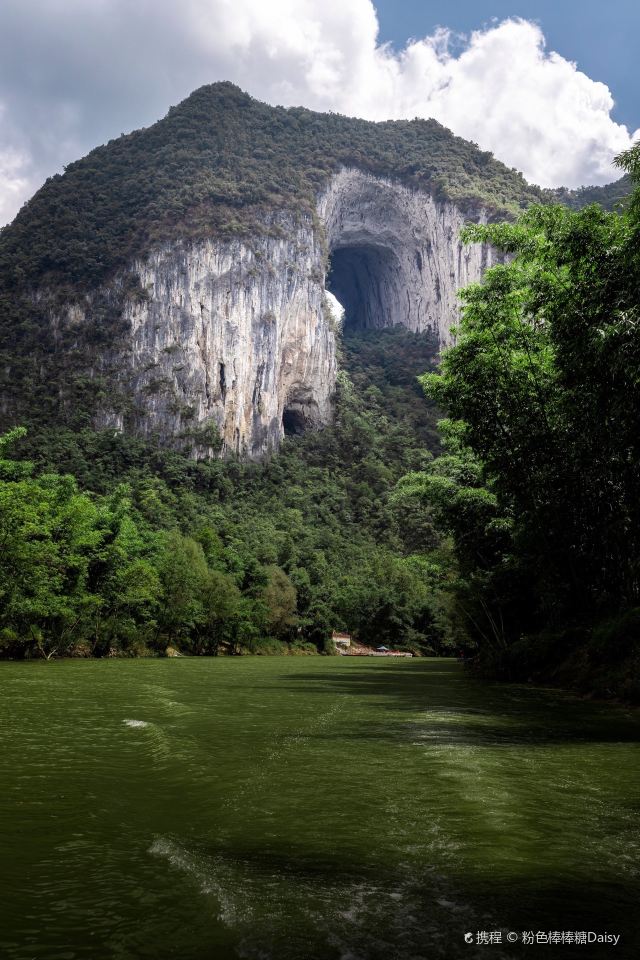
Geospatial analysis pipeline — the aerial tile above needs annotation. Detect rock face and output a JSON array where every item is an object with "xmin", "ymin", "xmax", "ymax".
[
  {"xmin": 322, "ymin": 168, "xmax": 500, "ymax": 345},
  {"xmin": 73, "ymin": 168, "xmax": 499, "ymax": 459},
  {"xmin": 89, "ymin": 216, "xmax": 335, "ymax": 459}
]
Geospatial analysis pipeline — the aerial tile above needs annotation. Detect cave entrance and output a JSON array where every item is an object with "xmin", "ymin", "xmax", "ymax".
[
  {"xmin": 326, "ymin": 244, "xmax": 399, "ymax": 332},
  {"xmin": 282, "ymin": 406, "xmax": 308, "ymax": 437}
]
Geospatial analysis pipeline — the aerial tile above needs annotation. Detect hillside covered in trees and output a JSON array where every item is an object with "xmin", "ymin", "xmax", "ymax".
[
  {"xmin": 399, "ymin": 144, "xmax": 640, "ymax": 701},
  {"xmin": 0, "ymin": 329, "xmax": 455, "ymax": 660},
  {"xmin": 0, "ymin": 81, "xmax": 630, "ymax": 447},
  {"xmin": 1, "ymin": 82, "xmax": 637, "ymax": 702},
  {"xmin": 0, "ymin": 82, "xmax": 545, "ymax": 295},
  {"xmin": 550, "ymin": 174, "xmax": 633, "ymax": 212},
  {"xmin": 0, "ymin": 82, "xmax": 559, "ymax": 453}
]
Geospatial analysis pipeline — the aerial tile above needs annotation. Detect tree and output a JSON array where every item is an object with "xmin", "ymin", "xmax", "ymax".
[
  {"xmin": 261, "ymin": 566, "xmax": 297, "ymax": 640},
  {"xmin": 156, "ymin": 532, "xmax": 208, "ymax": 646},
  {"xmin": 0, "ymin": 431, "xmax": 104, "ymax": 657},
  {"xmin": 412, "ymin": 142, "xmax": 640, "ymax": 669},
  {"xmin": 198, "ymin": 569, "xmax": 243, "ymax": 654}
]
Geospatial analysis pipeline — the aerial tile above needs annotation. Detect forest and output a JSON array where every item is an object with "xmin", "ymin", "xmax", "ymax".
[
  {"xmin": 0, "ymin": 329, "xmax": 453, "ymax": 661},
  {"xmin": 1, "ymin": 87, "xmax": 638, "ymax": 701},
  {"xmin": 398, "ymin": 142, "xmax": 640, "ymax": 701}
]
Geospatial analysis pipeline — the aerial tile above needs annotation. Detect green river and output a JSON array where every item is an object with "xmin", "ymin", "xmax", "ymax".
[{"xmin": 1, "ymin": 658, "xmax": 639, "ymax": 959}]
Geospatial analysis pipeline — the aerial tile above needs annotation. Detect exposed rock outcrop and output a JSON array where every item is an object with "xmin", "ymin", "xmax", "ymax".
[
  {"xmin": 0, "ymin": 83, "xmax": 545, "ymax": 458},
  {"xmin": 322, "ymin": 168, "xmax": 501, "ymax": 345},
  {"xmin": 54, "ymin": 168, "xmax": 501, "ymax": 459},
  {"xmin": 94, "ymin": 216, "xmax": 335, "ymax": 459}
]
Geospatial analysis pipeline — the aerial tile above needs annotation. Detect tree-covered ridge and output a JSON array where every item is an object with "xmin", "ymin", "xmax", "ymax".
[
  {"xmin": 549, "ymin": 173, "xmax": 633, "ymax": 212},
  {"xmin": 0, "ymin": 82, "xmax": 545, "ymax": 294},
  {"xmin": 401, "ymin": 143, "xmax": 640, "ymax": 701},
  {"xmin": 0, "ymin": 327, "xmax": 453, "ymax": 660}
]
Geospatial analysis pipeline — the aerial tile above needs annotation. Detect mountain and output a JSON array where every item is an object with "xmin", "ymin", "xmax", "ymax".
[
  {"xmin": 0, "ymin": 81, "xmax": 545, "ymax": 459},
  {"xmin": 0, "ymin": 82, "xmax": 630, "ymax": 459}
]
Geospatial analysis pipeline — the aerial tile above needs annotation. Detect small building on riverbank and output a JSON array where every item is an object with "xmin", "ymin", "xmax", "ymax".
[
  {"xmin": 334, "ymin": 635, "xmax": 413, "ymax": 657},
  {"xmin": 332, "ymin": 631, "xmax": 352, "ymax": 652}
]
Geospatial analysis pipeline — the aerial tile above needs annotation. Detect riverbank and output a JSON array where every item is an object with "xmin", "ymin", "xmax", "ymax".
[
  {"xmin": 7, "ymin": 631, "xmax": 639, "ymax": 708},
  {"xmin": 0, "ymin": 640, "xmax": 324, "ymax": 661},
  {"xmin": 475, "ymin": 613, "xmax": 640, "ymax": 706}
]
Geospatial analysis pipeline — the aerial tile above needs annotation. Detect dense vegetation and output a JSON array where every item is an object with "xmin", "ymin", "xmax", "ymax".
[
  {"xmin": 550, "ymin": 173, "xmax": 633, "ymax": 212},
  {"xmin": 0, "ymin": 328, "xmax": 454, "ymax": 660},
  {"xmin": 0, "ymin": 83, "xmax": 545, "ymax": 294},
  {"xmin": 399, "ymin": 144, "xmax": 640, "ymax": 701},
  {"xmin": 1, "ymin": 80, "xmax": 637, "ymax": 693}
]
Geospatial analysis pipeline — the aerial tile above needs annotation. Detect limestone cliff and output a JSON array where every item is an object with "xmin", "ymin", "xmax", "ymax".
[
  {"xmin": 89, "ymin": 216, "xmax": 334, "ymax": 459},
  {"xmin": 0, "ymin": 83, "xmax": 535, "ymax": 459},
  {"xmin": 51, "ymin": 168, "xmax": 499, "ymax": 458},
  {"xmin": 321, "ymin": 168, "xmax": 501, "ymax": 345}
]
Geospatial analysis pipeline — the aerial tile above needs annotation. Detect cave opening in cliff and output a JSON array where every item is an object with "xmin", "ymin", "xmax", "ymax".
[
  {"xmin": 326, "ymin": 244, "xmax": 400, "ymax": 332},
  {"xmin": 282, "ymin": 407, "xmax": 307, "ymax": 437}
]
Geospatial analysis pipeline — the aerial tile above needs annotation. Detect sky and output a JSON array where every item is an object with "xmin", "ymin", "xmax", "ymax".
[
  {"xmin": 0, "ymin": 1, "xmax": 638, "ymax": 227},
  {"xmin": 375, "ymin": 0, "xmax": 639, "ymax": 131}
]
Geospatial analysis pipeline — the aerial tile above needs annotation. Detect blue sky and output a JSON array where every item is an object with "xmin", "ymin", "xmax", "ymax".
[
  {"xmin": 1, "ymin": 1, "xmax": 638, "ymax": 225},
  {"xmin": 375, "ymin": 0, "xmax": 638, "ymax": 129}
]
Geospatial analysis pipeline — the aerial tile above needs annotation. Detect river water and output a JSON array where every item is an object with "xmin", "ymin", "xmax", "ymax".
[{"xmin": 1, "ymin": 658, "xmax": 639, "ymax": 959}]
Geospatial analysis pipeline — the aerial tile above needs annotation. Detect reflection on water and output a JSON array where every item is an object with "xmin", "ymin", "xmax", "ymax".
[{"xmin": 1, "ymin": 658, "xmax": 639, "ymax": 959}]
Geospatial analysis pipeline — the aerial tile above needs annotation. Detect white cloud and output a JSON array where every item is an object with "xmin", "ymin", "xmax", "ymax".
[
  {"xmin": 0, "ymin": 145, "xmax": 32, "ymax": 225},
  {"xmin": 0, "ymin": 2, "xmax": 638, "ymax": 225}
]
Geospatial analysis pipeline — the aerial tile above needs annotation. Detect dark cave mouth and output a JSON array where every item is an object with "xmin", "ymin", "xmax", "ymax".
[
  {"xmin": 282, "ymin": 406, "xmax": 309, "ymax": 437},
  {"xmin": 282, "ymin": 242, "xmax": 401, "ymax": 439},
  {"xmin": 282, "ymin": 393, "xmax": 322, "ymax": 439},
  {"xmin": 326, "ymin": 243, "xmax": 398, "ymax": 332}
]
